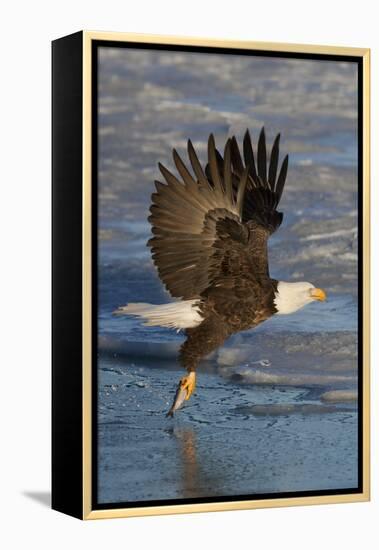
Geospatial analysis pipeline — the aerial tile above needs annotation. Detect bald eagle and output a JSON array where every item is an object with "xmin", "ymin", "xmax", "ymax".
[{"xmin": 115, "ymin": 128, "xmax": 326, "ymax": 415}]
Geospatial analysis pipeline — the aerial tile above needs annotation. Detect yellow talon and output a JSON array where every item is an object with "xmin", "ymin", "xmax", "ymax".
[{"xmin": 180, "ymin": 372, "xmax": 196, "ymax": 400}]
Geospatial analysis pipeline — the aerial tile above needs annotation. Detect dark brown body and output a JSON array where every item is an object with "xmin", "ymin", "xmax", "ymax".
[{"xmin": 180, "ymin": 279, "xmax": 278, "ymax": 371}]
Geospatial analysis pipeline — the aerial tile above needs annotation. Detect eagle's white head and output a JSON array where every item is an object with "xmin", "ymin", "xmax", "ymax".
[{"xmin": 274, "ymin": 281, "xmax": 326, "ymax": 315}]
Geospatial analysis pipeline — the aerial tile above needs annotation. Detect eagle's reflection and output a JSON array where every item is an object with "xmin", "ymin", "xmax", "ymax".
[{"xmin": 171, "ymin": 426, "xmax": 225, "ymax": 499}]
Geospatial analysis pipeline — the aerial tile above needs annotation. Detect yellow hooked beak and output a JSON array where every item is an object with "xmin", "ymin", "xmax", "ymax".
[{"xmin": 310, "ymin": 288, "xmax": 327, "ymax": 301}]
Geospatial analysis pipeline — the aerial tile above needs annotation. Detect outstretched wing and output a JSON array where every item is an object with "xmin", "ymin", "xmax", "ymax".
[{"xmin": 148, "ymin": 129, "xmax": 288, "ymax": 300}]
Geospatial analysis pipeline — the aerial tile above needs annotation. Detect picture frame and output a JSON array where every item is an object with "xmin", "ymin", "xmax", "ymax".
[{"xmin": 52, "ymin": 30, "xmax": 370, "ymax": 520}]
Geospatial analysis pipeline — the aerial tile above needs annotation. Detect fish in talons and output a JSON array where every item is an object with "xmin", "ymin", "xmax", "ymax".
[{"xmin": 166, "ymin": 372, "xmax": 196, "ymax": 417}]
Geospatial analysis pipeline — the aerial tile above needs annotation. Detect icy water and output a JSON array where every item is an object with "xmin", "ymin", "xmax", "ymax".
[{"xmin": 97, "ymin": 48, "xmax": 359, "ymax": 503}]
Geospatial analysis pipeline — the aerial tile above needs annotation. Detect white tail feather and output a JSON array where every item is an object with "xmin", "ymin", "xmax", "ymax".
[{"xmin": 114, "ymin": 300, "xmax": 203, "ymax": 329}]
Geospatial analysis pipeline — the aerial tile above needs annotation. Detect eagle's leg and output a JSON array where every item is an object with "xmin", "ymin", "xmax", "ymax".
[{"xmin": 166, "ymin": 318, "xmax": 229, "ymax": 416}]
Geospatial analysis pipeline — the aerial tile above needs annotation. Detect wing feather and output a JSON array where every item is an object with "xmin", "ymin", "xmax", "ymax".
[
  {"xmin": 275, "ymin": 154, "xmax": 289, "ymax": 201},
  {"xmin": 268, "ymin": 133, "xmax": 280, "ymax": 190},
  {"xmin": 223, "ymin": 140, "xmax": 234, "ymax": 205},
  {"xmin": 187, "ymin": 139, "xmax": 209, "ymax": 186},
  {"xmin": 230, "ymin": 136, "xmax": 244, "ymax": 173},
  {"xmin": 257, "ymin": 128, "xmax": 267, "ymax": 182},
  {"xmin": 208, "ymin": 134, "xmax": 224, "ymax": 197},
  {"xmin": 243, "ymin": 129, "xmax": 258, "ymax": 181},
  {"xmin": 172, "ymin": 149, "xmax": 198, "ymax": 191}
]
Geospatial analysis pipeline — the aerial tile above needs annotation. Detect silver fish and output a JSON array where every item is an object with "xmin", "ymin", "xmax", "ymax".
[{"xmin": 166, "ymin": 382, "xmax": 187, "ymax": 417}]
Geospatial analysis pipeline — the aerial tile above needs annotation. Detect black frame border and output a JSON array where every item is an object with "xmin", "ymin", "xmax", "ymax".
[{"xmin": 52, "ymin": 31, "xmax": 84, "ymax": 519}]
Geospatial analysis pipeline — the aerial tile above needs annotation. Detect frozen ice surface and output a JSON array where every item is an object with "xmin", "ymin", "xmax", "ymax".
[
  {"xmin": 96, "ymin": 48, "xmax": 359, "ymax": 503},
  {"xmin": 98, "ymin": 355, "xmax": 358, "ymax": 503}
]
